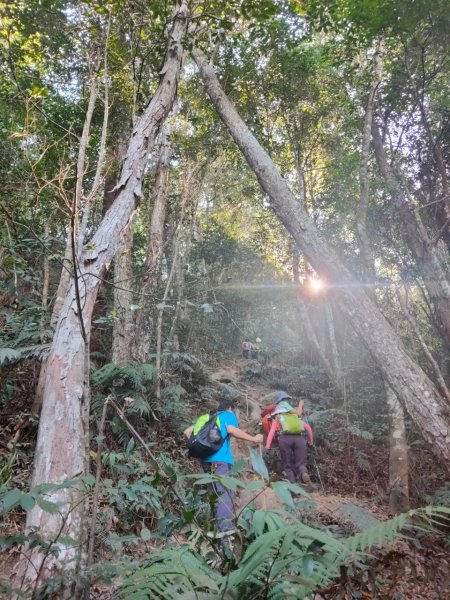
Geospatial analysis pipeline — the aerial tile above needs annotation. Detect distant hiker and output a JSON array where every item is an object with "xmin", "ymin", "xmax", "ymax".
[
  {"xmin": 242, "ymin": 338, "xmax": 256, "ymax": 359},
  {"xmin": 184, "ymin": 400, "xmax": 263, "ymax": 534},
  {"xmin": 264, "ymin": 391, "xmax": 313, "ymax": 485}
]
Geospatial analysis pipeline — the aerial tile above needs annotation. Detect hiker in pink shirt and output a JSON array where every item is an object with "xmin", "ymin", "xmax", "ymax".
[{"xmin": 265, "ymin": 391, "xmax": 314, "ymax": 485}]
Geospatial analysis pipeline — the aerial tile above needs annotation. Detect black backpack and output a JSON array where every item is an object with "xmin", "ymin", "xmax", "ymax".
[{"xmin": 188, "ymin": 412, "xmax": 227, "ymax": 459}]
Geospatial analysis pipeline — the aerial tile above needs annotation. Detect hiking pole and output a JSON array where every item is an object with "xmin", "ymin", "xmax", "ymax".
[
  {"xmin": 302, "ymin": 406, "xmax": 325, "ymax": 494},
  {"xmin": 311, "ymin": 447, "xmax": 325, "ymax": 493}
]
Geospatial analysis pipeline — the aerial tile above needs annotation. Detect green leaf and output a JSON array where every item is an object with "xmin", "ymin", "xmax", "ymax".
[
  {"xmin": 272, "ymin": 481, "xmax": 295, "ymax": 508},
  {"xmin": 253, "ymin": 509, "xmax": 266, "ymax": 536},
  {"xmin": 249, "ymin": 448, "xmax": 269, "ymax": 480},
  {"xmin": 0, "ymin": 489, "xmax": 23, "ymax": 514},
  {"xmin": 183, "ymin": 510, "xmax": 195, "ymax": 523},
  {"xmin": 302, "ymin": 555, "xmax": 315, "ymax": 576},
  {"xmin": 126, "ymin": 437, "xmax": 135, "ymax": 455},
  {"xmin": 19, "ymin": 494, "xmax": 36, "ymax": 511},
  {"xmin": 285, "ymin": 482, "xmax": 309, "ymax": 497},
  {"xmin": 219, "ymin": 476, "xmax": 246, "ymax": 491},
  {"xmin": 140, "ymin": 527, "xmax": 151, "ymax": 541},
  {"xmin": 230, "ymin": 458, "xmax": 246, "ymax": 474},
  {"xmin": 0, "ymin": 348, "xmax": 22, "ymax": 367},
  {"xmin": 59, "ymin": 535, "xmax": 78, "ymax": 547},
  {"xmin": 245, "ymin": 479, "xmax": 266, "ymax": 491},
  {"xmin": 36, "ymin": 498, "xmax": 60, "ymax": 514},
  {"xmin": 83, "ymin": 474, "xmax": 95, "ymax": 487}
]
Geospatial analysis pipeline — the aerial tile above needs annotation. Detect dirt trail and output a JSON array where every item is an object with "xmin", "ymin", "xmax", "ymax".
[{"xmin": 209, "ymin": 358, "xmax": 388, "ymax": 531}]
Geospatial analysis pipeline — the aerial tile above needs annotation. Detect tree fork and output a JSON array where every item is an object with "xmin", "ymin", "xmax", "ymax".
[{"xmin": 14, "ymin": 4, "xmax": 189, "ymax": 597}]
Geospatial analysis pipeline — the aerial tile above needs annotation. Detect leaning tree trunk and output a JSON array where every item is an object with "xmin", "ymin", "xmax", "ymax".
[
  {"xmin": 191, "ymin": 47, "xmax": 450, "ymax": 470},
  {"xmin": 132, "ymin": 123, "xmax": 172, "ymax": 363},
  {"xmin": 15, "ymin": 5, "xmax": 188, "ymax": 597}
]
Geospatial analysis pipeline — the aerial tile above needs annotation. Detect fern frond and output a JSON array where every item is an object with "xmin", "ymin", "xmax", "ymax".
[
  {"xmin": 122, "ymin": 547, "xmax": 221, "ymax": 600},
  {"xmin": 140, "ymin": 363, "xmax": 157, "ymax": 383}
]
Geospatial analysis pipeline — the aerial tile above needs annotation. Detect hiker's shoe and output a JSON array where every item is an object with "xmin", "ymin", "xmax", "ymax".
[{"xmin": 300, "ymin": 472, "xmax": 311, "ymax": 484}]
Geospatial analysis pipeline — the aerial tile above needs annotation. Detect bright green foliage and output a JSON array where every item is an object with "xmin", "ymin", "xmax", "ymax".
[{"xmin": 122, "ymin": 504, "xmax": 450, "ymax": 599}]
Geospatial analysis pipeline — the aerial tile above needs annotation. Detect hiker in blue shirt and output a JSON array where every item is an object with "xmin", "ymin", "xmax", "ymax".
[{"xmin": 184, "ymin": 400, "xmax": 263, "ymax": 534}]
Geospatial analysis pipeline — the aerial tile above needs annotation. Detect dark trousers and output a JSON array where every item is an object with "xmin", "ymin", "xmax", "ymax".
[
  {"xmin": 201, "ymin": 461, "xmax": 234, "ymax": 532},
  {"xmin": 278, "ymin": 434, "xmax": 307, "ymax": 483}
]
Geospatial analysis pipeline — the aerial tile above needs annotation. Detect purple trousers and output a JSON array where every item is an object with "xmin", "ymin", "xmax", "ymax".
[
  {"xmin": 201, "ymin": 461, "xmax": 234, "ymax": 532},
  {"xmin": 278, "ymin": 434, "xmax": 307, "ymax": 483}
]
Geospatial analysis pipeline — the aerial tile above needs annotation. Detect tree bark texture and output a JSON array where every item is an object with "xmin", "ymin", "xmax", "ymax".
[
  {"xmin": 192, "ymin": 47, "xmax": 450, "ymax": 470},
  {"xmin": 132, "ymin": 123, "xmax": 171, "ymax": 363},
  {"xmin": 355, "ymin": 52, "xmax": 381, "ymax": 285},
  {"xmin": 50, "ymin": 79, "xmax": 99, "ymax": 329},
  {"xmin": 385, "ymin": 382, "xmax": 410, "ymax": 513},
  {"xmin": 111, "ymin": 221, "xmax": 135, "ymax": 363},
  {"xmin": 323, "ymin": 301, "xmax": 345, "ymax": 397},
  {"xmin": 16, "ymin": 4, "xmax": 189, "ymax": 595},
  {"xmin": 42, "ymin": 221, "xmax": 50, "ymax": 312},
  {"xmin": 372, "ymin": 123, "xmax": 450, "ymax": 346}
]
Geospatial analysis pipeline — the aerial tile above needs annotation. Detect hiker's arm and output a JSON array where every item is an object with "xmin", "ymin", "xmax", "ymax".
[
  {"xmin": 304, "ymin": 422, "xmax": 314, "ymax": 446},
  {"xmin": 265, "ymin": 420, "xmax": 279, "ymax": 450},
  {"xmin": 227, "ymin": 425, "xmax": 263, "ymax": 444},
  {"xmin": 295, "ymin": 400, "xmax": 304, "ymax": 416},
  {"xmin": 183, "ymin": 425, "xmax": 194, "ymax": 439}
]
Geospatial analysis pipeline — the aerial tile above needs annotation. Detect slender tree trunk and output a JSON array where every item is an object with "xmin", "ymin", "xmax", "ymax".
[
  {"xmin": 355, "ymin": 52, "xmax": 380, "ymax": 284},
  {"xmin": 372, "ymin": 123, "xmax": 450, "ymax": 345},
  {"xmin": 192, "ymin": 47, "xmax": 450, "ymax": 470},
  {"xmin": 385, "ymin": 383, "xmax": 410, "ymax": 513},
  {"xmin": 15, "ymin": 6, "xmax": 188, "ymax": 596},
  {"xmin": 111, "ymin": 221, "xmax": 135, "ymax": 363},
  {"xmin": 356, "ymin": 57, "xmax": 409, "ymax": 512},
  {"xmin": 323, "ymin": 301, "xmax": 345, "ymax": 395},
  {"xmin": 396, "ymin": 286, "xmax": 450, "ymax": 403},
  {"xmin": 41, "ymin": 221, "xmax": 50, "ymax": 312},
  {"xmin": 132, "ymin": 123, "xmax": 171, "ymax": 362},
  {"xmin": 155, "ymin": 165, "xmax": 194, "ymax": 398},
  {"xmin": 51, "ymin": 79, "xmax": 99, "ymax": 329}
]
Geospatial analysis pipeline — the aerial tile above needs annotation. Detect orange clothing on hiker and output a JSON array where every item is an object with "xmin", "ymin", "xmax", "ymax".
[{"xmin": 261, "ymin": 404, "xmax": 276, "ymax": 437}]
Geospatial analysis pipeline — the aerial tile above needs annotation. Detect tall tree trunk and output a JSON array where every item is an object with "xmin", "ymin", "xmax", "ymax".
[
  {"xmin": 355, "ymin": 52, "xmax": 380, "ymax": 284},
  {"xmin": 191, "ymin": 47, "xmax": 450, "ymax": 470},
  {"xmin": 372, "ymin": 123, "xmax": 450, "ymax": 345},
  {"xmin": 323, "ymin": 301, "xmax": 345, "ymax": 395},
  {"xmin": 154, "ymin": 164, "xmax": 196, "ymax": 398},
  {"xmin": 111, "ymin": 221, "xmax": 135, "ymax": 363},
  {"xmin": 41, "ymin": 221, "xmax": 50, "ymax": 312},
  {"xmin": 132, "ymin": 123, "xmax": 171, "ymax": 362},
  {"xmin": 356, "ymin": 56, "xmax": 409, "ymax": 512},
  {"xmin": 50, "ymin": 79, "xmax": 99, "ymax": 329},
  {"xmin": 15, "ymin": 5, "xmax": 188, "ymax": 596}
]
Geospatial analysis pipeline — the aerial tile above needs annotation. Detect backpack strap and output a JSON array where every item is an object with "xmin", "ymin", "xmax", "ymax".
[{"xmin": 216, "ymin": 411, "xmax": 230, "ymax": 440}]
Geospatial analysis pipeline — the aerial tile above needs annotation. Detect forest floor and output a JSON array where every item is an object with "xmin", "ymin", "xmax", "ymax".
[
  {"xmin": 1, "ymin": 357, "xmax": 450, "ymax": 599},
  {"xmin": 207, "ymin": 357, "xmax": 450, "ymax": 600}
]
